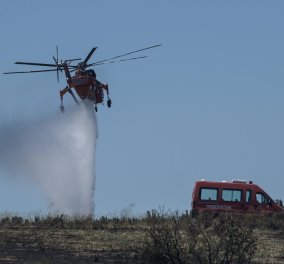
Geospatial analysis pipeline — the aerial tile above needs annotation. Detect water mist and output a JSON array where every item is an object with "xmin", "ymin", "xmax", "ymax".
[{"xmin": 0, "ymin": 102, "xmax": 97, "ymax": 216}]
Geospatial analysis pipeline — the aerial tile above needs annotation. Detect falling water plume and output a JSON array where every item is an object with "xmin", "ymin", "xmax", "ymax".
[{"xmin": 0, "ymin": 102, "xmax": 97, "ymax": 216}]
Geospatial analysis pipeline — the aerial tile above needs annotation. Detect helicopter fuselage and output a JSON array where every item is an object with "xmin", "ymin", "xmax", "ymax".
[
  {"xmin": 61, "ymin": 63, "xmax": 107, "ymax": 107},
  {"xmin": 69, "ymin": 75, "xmax": 98, "ymax": 100}
]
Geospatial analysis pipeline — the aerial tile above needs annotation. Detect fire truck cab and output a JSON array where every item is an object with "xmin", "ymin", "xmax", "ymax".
[{"xmin": 191, "ymin": 180, "xmax": 284, "ymax": 214}]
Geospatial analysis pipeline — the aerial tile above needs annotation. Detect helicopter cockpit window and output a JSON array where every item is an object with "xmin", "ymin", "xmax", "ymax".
[{"xmin": 86, "ymin": 69, "xmax": 96, "ymax": 78}]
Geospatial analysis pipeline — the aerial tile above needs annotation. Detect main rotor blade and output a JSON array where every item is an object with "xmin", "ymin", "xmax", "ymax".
[
  {"xmin": 88, "ymin": 44, "xmax": 161, "ymax": 66},
  {"xmin": 66, "ymin": 65, "xmax": 78, "ymax": 69},
  {"xmin": 3, "ymin": 69, "xmax": 59, "ymax": 74},
  {"xmin": 15, "ymin": 62, "xmax": 58, "ymax": 67},
  {"xmin": 65, "ymin": 58, "xmax": 82, "ymax": 62},
  {"xmin": 94, "ymin": 56, "xmax": 148, "ymax": 66},
  {"xmin": 83, "ymin": 47, "xmax": 97, "ymax": 64}
]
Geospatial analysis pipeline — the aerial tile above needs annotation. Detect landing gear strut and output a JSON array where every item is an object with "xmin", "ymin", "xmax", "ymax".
[
  {"xmin": 107, "ymin": 99, "xmax": 112, "ymax": 108},
  {"xmin": 104, "ymin": 84, "xmax": 112, "ymax": 108},
  {"xmin": 60, "ymin": 104, "xmax": 65, "ymax": 113}
]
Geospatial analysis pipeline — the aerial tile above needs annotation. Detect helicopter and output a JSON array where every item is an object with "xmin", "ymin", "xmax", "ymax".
[{"xmin": 3, "ymin": 44, "xmax": 161, "ymax": 112}]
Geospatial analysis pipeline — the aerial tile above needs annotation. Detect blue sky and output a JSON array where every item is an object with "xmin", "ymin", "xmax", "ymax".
[{"xmin": 0, "ymin": 1, "xmax": 284, "ymax": 216}]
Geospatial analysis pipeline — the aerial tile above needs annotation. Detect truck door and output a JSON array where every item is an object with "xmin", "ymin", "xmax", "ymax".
[
  {"xmin": 221, "ymin": 188, "xmax": 242, "ymax": 212},
  {"xmin": 244, "ymin": 189, "xmax": 254, "ymax": 212}
]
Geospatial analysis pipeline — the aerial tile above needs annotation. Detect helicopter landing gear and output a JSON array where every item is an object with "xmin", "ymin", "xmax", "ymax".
[
  {"xmin": 60, "ymin": 99, "xmax": 65, "ymax": 113},
  {"xmin": 60, "ymin": 105, "xmax": 65, "ymax": 113},
  {"xmin": 60, "ymin": 93, "xmax": 65, "ymax": 113},
  {"xmin": 59, "ymin": 87, "xmax": 68, "ymax": 113},
  {"xmin": 104, "ymin": 84, "xmax": 112, "ymax": 108},
  {"xmin": 95, "ymin": 105, "xmax": 98, "ymax": 112},
  {"xmin": 107, "ymin": 99, "xmax": 112, "ymax": 108}
]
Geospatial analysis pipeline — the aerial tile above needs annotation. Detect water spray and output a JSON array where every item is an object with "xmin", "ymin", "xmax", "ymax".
[{"xmin": 0, "ymin": 102, "xmax": 97, "ymax": 216}]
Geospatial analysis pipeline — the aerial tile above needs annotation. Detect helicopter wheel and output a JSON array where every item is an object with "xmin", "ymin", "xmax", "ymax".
[
  {"xmin": 95, "ymin": 106, "xmax": 98, "ymax": 112},
  {"xmin": 107, "ymin": 99, "xmax": 112, "ymax": 108},
  {"xmin": 60, "ymin": 105, "xmax": 65, "ymax": 113}
]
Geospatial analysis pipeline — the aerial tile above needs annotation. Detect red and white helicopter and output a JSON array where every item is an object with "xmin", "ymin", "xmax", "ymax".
[{"xmin": 3, "ymin": 44, "xmax": 161, "ymax": 112}]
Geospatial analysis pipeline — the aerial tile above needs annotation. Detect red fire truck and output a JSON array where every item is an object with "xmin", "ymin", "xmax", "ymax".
[{"xmin": 191, "ymin": 180, "xmax": 284, "ymax": 214}]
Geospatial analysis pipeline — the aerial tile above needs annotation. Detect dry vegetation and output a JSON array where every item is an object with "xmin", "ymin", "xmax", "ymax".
[{"xmin": 0, "ymin": 212, "xmax": 283, "ymax": 263}]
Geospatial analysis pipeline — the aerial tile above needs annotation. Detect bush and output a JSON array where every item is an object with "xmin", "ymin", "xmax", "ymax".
[{"xmin": 136, "ymin": 211, "xmax": 257, "ymax": 264}]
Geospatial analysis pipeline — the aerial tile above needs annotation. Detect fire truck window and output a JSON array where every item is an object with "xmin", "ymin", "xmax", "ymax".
[
  {"xmin": 222, "ymin": 189, "xmax": 242, "ymax": 202},
  {"xmin": 246, "ymin": 190, "xmax": 252, "ymax": 203},
  {"xmin": 256, "ymin": 193, "xmax": 268, "ymax": 204},
  {"xmin": 200, "ymin": 188, "xmax": 218, "ymax": 201}
]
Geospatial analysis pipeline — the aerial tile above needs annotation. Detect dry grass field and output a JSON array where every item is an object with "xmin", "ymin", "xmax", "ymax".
[{"xmin": 0, "ymin": 212, "xmax": 283, "ymax": 263}]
